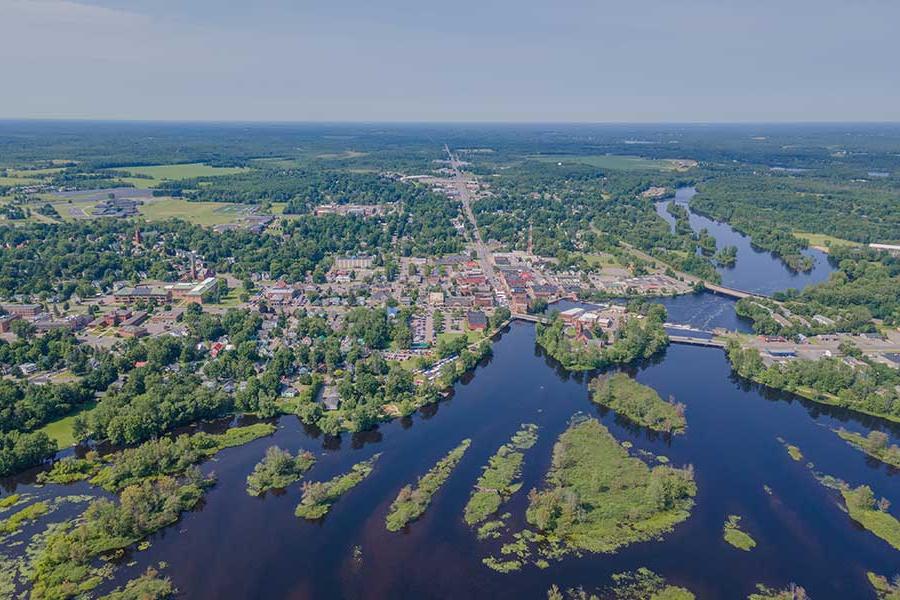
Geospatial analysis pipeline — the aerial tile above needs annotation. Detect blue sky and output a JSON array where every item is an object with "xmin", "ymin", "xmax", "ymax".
[{"xmin": 1, "ymin": 0, "xmax": 898, "ymax": 121}]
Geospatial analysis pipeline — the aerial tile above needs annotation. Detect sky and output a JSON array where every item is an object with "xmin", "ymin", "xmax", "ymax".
[{"xmin": 1, "ymin": 0, "xmax": 898, "ymax": 122}]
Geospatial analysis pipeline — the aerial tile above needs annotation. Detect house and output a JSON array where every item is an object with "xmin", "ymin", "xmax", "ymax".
[
  {"xmin": 319, "ymin": 386, "xmax": 341, "ymax": 411},
  {"xmin": 466, "ymin": 311, "xmax": 488, "ymax": 331}
]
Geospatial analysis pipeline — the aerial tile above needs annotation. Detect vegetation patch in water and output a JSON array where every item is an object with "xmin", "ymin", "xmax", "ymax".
[
  {"xmin": 835, "ymin": 428, "xmax": 900, "ymax": 469},
  {"xmin": 547, "ymin": 567, "xmax": 694, "ymax": 599},
  {"xmin": 841, "ymin": 484, "xmax": 900, "ymax": 550},
  {"xmin": 589, "ymin": 373, "xmax": 686, "ymax": 434},
  {"xmin": 246, "ymin": 446, "xmax": 316, "ymax": 496},
  {"xmin": 525, "ymin": 416, "xmax": 696, "ymax": 556},
  {"xmin": 722, "ymin": 515, "xmax": 756, "ymax": 551},
  {"xmin": 29, "ymin": 472, "xmax": 213, "ymax": 599},
  {"xmin": 777, "ymin": 438, "xmax": 803, "ymax": 462},
  {"xmin": 0, "ymin": 501, "xmax": 51, "ymax": 538},
  {"xmin": 296, "ymin": 454, "xmax": 380, "ymax": 520},
  {"xmin": 84, "ymin": 423, "xmax": 275, "ymax": 491},
  {"xmin": 387, "ymin": 439, "xmax": 471, "ymax": 531},
  {"xmin": 867, "ymin": 571, "xmax": 900, "ymax": 600},
  {"xmin": 464, "ymin": 424, "xmax": 538, "ymax": 526},
  {"xmin": 748, "ymin": 583, "xmax": 810, "ymax": 599},
  {"xmin": 0, "ymin": 493, "xmax": 27, "ymax": 512},
  {"xmin": 98, "ymin": 567, "xmax": 175, "ymax": 600}
]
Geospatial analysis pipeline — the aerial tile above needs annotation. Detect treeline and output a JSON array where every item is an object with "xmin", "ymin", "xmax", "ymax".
[
  {"xmin": 691, "ymin": 174, "xmax": 899, "ymax": 246},
  {"xmin": 536, "ymin": 305, "xmax": 669, "ymax": 371},
  {"xmin": 0, "ymin": 212, "xmax": 460, "ymax": 299},
  {"xmin": 726, "ymin": 340, "xmax": 900, "ymax": 421}
]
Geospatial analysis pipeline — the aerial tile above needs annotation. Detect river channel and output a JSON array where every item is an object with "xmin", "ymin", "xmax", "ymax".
[{"xmin": 2, "ymin": 192, "xmax": 895, "ymax": 599}]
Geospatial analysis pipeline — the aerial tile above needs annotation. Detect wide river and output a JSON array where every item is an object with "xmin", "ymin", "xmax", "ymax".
[
  {"xmin": 655, "ymin": 187, "xmax": 835, "ymax": 295},
  {"xmin": 2, "ymin": 194, "xmax": 895, "ymax": 599}
]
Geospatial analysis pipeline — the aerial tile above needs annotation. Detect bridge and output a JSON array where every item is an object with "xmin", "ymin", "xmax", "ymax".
[
  {"xmin": 668, "ymin": 335, "xmax": 727, "ymax": 348},
  {"xmin": 702, "ymin": 282, "xmax": 768, "ymax": 300},
  {"xmin": 512, "ymin": 313, "xmax": 550, "ymax": 324}
]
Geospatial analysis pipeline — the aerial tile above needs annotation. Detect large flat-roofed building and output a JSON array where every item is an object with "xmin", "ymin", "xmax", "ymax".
[
  {"xmin": 333, "ymin": 255, "xmax": 375, "ymax": 270},
  {"xmin": 165, "ymin": 277, "xmax": 219, "ymax": 305},
  {"xmin": 113, "ymin": 286, "xmax": 172, "ymax": 306},
  {"xmin": 1, "ymin": 303, "xmax": 42, "ymax": 317}
]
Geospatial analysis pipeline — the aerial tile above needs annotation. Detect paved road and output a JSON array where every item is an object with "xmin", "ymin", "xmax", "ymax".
[{"xmin": 444, "ymin": 145, "xmax": 501, "ymax": 293}]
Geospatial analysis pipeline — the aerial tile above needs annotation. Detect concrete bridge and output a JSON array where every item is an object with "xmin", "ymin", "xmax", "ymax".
[
  {"xmin": 511, "ymin": 312, "xmax": 550, "ymax": 324},
  {"xmin": 702, "ymin": 282, "xmax": 768, "ymax": 300},
  {"xmin": 668, "ymin": 335, "xmax": 727, "ymax": 348}
]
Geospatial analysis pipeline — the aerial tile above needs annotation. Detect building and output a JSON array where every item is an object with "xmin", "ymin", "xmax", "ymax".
[
  {"xmin": 165, "ymin": 277, "xmax": 218, "ymax": 305},
  {"xmin": 264, "ymin": 284, "xmax": 297, "ymax": 304},
  {"xmin": 467, "ymin": 311, "xmax": 488, "ymax": 331},
  {"xmin": 114, "ymin": 286, "xmax": 172, "ymax": 306},
  {"xmin": 560, "ymin": 307, "xmax": 585, "ymax": 322},
  {"xmin": 333, "ymin": 255, "xmax": 374, "ymax": 270},
  {"xmin": 1, "ymin": 303, "xmax": 42, "ymax": 317},
  {"xmin": 0, "ymin": 313, "xmax": 21, "ymax": 333}
]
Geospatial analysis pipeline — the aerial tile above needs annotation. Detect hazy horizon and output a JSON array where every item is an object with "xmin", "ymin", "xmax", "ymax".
[{"xmin": 2, "ymin": 0, "xmax": 899, "ymax": 122}]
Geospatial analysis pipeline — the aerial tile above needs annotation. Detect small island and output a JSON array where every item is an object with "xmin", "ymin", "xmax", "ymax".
[
  {"xmin": 295, "ymin": 455, "xmax": 380, "ymax": 520},
  {"xmin": 835, "ymin": 429, "xmax": 900, "ymax": 469},
  {"xmin": 464, "ymin": 424, "xmax": 539, "ymax": 526},
  {"xmin": 526, "ymin": 417, "xmax": 696, "ymax": 555},
  {"xmin": 723, "ymin": 515, "xmax": 756, "ymax": 551},
  {"xmin": 589, "ymin": 373, "xmax": 686, "ymax": 434},
  {"xmin": 246, "ymin": 446, "xmax": 317, "ymax": 496},
  {"xmin": 386, "ymin": 439, "xmax": 471, "ymax": 531}
]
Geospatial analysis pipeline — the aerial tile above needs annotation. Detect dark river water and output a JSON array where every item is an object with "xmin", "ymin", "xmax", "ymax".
[
  {"xmin": 3, "ymin": 322, "xmax": 897, "ymax": 599},
  {"xmin": 655, "ymin": 187, "xmax": 836, "ymax": 295},
  {"xmin": 1, "ymin": 191, "xmax": 892, "ymax": 599}
]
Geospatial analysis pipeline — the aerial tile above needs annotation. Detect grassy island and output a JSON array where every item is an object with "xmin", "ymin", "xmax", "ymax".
[
  {"xmin": 29, "ymin": 473, "xmax": 213, "ymax": 599},
  {"xmin": 99, "ymin": 568, "xmax": 175, "ymax": 600},
  {"xmin": 295, "ymin": 454, "xmax": 380, "ymax": 520},
  {"xmin": 867, "ymin": 572, "xmax": 900, "ymax": 600},
  {"xmin": 835, "ymin": 428, "xmax": 900, "ymax": 469},
  {"xmin": 525, "ymin": 417, "xmax": 696, "ymax": 555},
  {"xmin": 536, "ymin": 309, "xmax": 668, "ymax": 372},
  {"xmin": 723, "ymin": 515, "xmax": 756, "ymax": 551},
  {"xmin": 590, "ymin": 373, "xmax": 686, "ymax": 434},
  {"xmin": 841, "ymin": 484, "xmax": 900, "ymax": 550},
  {"xmin": 246, "ymin": 446, "xmax": 317, "ymax": 496},
  {"xmin": 386, "ymin": 439, "xmax": 471, "ymax": 531},
  {"xmin": 464, "ymin": 424, "xmax": 539, "ymax": 526}
]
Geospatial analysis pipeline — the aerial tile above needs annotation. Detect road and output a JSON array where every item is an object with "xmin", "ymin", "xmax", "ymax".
[{"xmin": 444, "ymin": 145, "xmax": 502, "ymax": 295}]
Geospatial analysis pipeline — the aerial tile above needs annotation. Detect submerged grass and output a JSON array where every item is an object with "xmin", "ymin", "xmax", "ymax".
[
  {"xmin": 387, "ymin": 439, "xmax": 471, "ymax": 531},
  {"xmin": 589, "ymin": 373, "xmax": 686, "ymax": 434},
  {"xmin": 464, "ymin": 424, "xmax": 538, "ymax": 526},
  {"xmin": 296, "ymin": 454, "xmax": 380, "ymax": 520}
]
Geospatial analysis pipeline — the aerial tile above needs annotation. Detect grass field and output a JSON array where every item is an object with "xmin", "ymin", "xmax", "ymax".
[
  {"xmin": 793, "ymin": 231, "xmax": 861, "ymax": 251},
  {"xmin": 139, "ymin": 198, "xmax": 252, "ymax": 226},
  {"xmin": 38, "ymin": 401, "xmax": 97, "ymax": 448},
  {"xmin": 116, "ymin": 163, "xmax": 248, "ymax": 187},
  {"xmin": 529, "ymin": 154, "xmax": 696, "ymax": 171}
]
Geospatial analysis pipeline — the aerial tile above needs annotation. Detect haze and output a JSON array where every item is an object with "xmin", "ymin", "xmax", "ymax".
[{"xmin": 1, "ymin": 0, "xmax": 898, "ymax": 122}]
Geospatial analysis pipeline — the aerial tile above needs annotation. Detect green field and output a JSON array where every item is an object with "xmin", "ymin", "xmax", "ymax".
[
  {"xmin": 139, "ymin": 198, "xmax": 252, "ymax": 226},
  {"xmin": 529, "ymin": 154, "xmax": 696, "ymax": 172},
  {"xmin": 117, "ymin": 163, "xmax": 248, "ymax": 187},
  {"xmin": 38, "ymin": 401, "xmax": 97, "ymax": 448},
  {"xmin": 793, "ymin": 231, "xmax": 862, "ymax": 251}
]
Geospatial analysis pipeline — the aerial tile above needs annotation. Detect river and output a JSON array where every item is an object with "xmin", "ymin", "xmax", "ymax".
[
  {"xmin": 655, "ymin": 187, "xmax": 836, "ymax": 295},
  {"xmin": 3, "ymin": 194, "xmax": 895, "ymax": 599}
]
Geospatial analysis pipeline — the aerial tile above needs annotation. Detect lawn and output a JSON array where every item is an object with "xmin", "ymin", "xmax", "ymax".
[
  {"xmin": 118, "ymin": 163, "xmax": 247, "ymax": 187},
  {"xmin": 38, "ymin": 401, "xmax": 97, "ymax": 448},
  {"xmin": 793, "ymin": 231, "xmax": 862, "ymax": 251},
  {"xmin": 139, "ymin": 198, "xmax": 251, "ymax": 226},
  {"xmin": 529, "ymin": 154, "xmax": 696, "ymax": 172}
]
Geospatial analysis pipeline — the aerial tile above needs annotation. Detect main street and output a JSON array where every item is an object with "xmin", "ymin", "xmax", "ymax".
[{"xmin": 444, "ymin": 145, "xmax": 502, "ymax": 295}]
